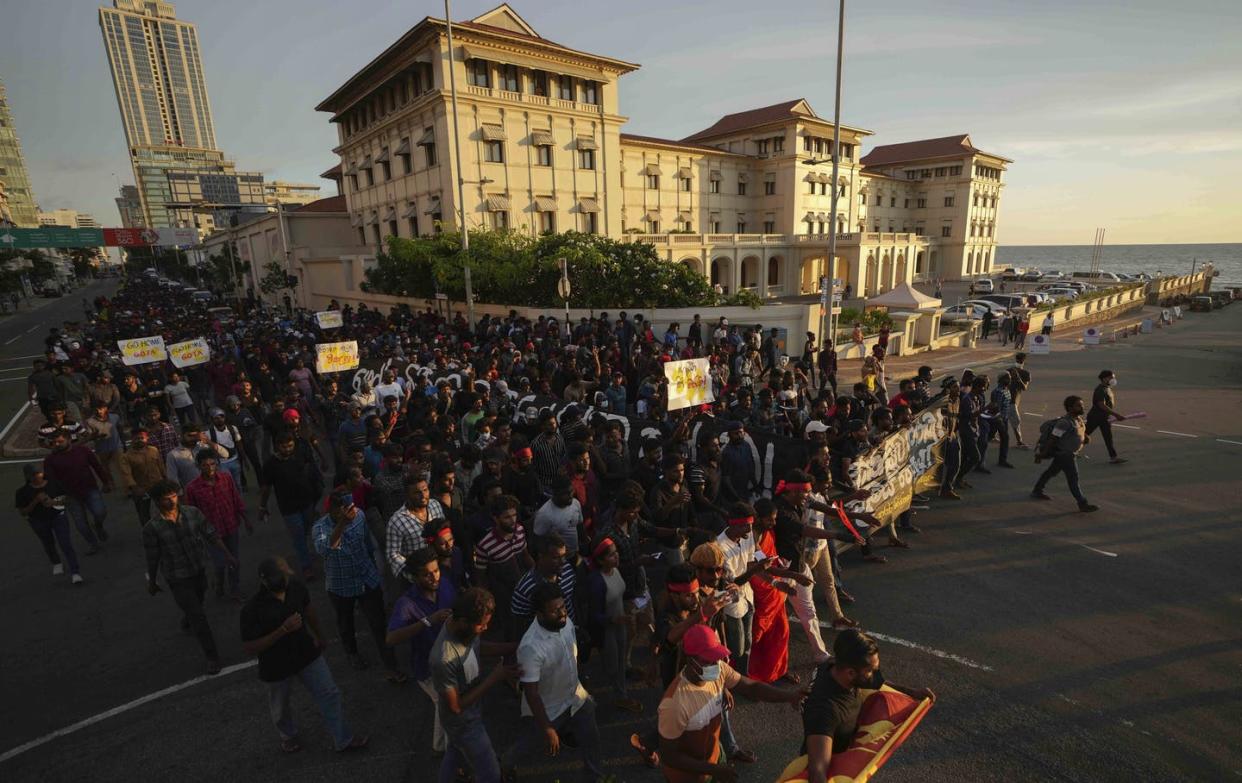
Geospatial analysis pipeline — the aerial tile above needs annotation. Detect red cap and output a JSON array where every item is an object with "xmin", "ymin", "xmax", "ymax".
[
  {"xmin": 282, "ymin": 409, "xmax": 301, "ymax": 423},
  {"xmin": 682, "ymin": 624, "xmax": 730, "ymax": 663}
]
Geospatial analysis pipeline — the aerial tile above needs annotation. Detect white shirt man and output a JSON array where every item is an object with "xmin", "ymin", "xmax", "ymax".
[{"xmin": 715, "ymin": 529, "xmax": 756, "ymax": 620}]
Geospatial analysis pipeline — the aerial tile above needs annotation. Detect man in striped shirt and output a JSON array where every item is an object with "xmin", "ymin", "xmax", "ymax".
[
  {"xmin": 386, "ymin": 475, "xmax": 445, "ymax": 581},
  {"xmin": 510, "ymin": 533, "xmax": 576, "ymax": 635},
  {"xmin": 530, "ymin": 410, "xmax": 566, "ymax": 496}
]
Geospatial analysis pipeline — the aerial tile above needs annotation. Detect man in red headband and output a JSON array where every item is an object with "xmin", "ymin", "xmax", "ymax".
[
  {"xmin": 423, "ymin": 519, "xmax": 469, "ymax": 593},
  {"xmin": 714, "ymin": 504, "xmax": 776, "ymax": 676}
]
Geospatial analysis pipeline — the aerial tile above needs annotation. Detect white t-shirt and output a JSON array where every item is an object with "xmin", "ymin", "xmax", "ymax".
[
  {"xmin": 517, "ymin": 620, "xmax": 589, "ymax": 721},
  {"xmin": 374, "ymin": 381, "xmax": 404, "ymax": 405},
  {"xmin": 165, "ymin": 382, "xmax": 193, "ymax": 409},
  {"xmin": 802, "ymin": 490, "xmax": 828, "ymax": 554},
  {"xmin": 715, "ymin": 530, "xmax": 756, "ymax": 618},
  {"xmin": 533, "ymin": 498, "xmax": 583, "ymax": 556}
]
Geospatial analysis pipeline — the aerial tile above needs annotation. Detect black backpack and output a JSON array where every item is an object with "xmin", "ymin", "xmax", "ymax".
[{"xmin": 1035, "ymin": 417, "xmax": 1065, "ymax": 458}]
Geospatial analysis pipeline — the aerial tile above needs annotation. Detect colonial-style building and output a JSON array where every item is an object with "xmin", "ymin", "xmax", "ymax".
[{"xmin": 315, "ymin": 3, "xmax": 1010, "ymax": 298}]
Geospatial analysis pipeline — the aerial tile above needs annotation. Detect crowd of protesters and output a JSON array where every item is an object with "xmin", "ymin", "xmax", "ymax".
[{"xmin": 15, "ymin": 270, "xmax": 1132, "ymax": 782}]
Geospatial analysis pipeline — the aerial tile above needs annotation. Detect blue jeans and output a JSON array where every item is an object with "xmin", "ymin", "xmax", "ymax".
[
  {"xmin": 220, "ymin": 457, "xmax": 242, "ymax": 489},
  {"xmin": 723, "ymin": 606, "xmax": 754, "ymax": 676},
  {"xmin": 65, "ymin": 489, "xmax": 105, "ymax": 546},
  {"xmin": 282, "ymin": 507, "xmax": 316, "ymax": 571},
  {"xmin": 940, "ymin": 438, "xmax": 961, "ymax": 493},
  {"xmin": 268, "ymin": 655, "xmax": 352, "ymax": 750},
  {"xmin": 441, "ymin": 716, "xmax": 501, "ymax": 783},
  {"xmin": 1035, "ymin": 454, "xmax": 1088, "ymax": 505},
  {"xmin": 503, "ymin": 698, "xmax": 602, "ymax": 782},
  {"xmin": 29, "ymin": 511, "xmax": 80, "ymax": 574}
]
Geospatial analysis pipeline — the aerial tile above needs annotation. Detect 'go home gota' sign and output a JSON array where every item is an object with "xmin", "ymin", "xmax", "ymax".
[
  {"xmin": 168, "ymin": 338, "xmax": 211, "ymax": 368},
  {"xmin": 316, "ymin": 340, "xmax": 360, "ymax": 374},
  {"xmin": 117, "ymin": 336, "xmax": 168, "ymax": 366},
  {"xmin": 664, "ymin": 358, "xmax": 714, "ymax": 411}
]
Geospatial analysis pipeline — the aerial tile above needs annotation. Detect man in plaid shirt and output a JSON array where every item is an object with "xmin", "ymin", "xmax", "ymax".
[
  {"xmin": 144, "ymin": 479, "xmax": 236, "ymax": 675},
  {"xmin": 185, "ymin": 450, "xmax": 251, "ymax": 601},
  {"xmin": 386, "ymin": 475, "xmax": 444, "ymax": 580},
  {"xmin": 143, "ymin": 405, "xmax": 180, "ymax": 464},
  {"xmin": 313, "ymin": 490, "xmax": 404, "ymax": 682}
]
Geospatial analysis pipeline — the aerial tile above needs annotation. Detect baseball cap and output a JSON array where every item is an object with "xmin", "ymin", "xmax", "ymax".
[
  {"xmin": 682, "ymin": 624, "xmax": 730, "ymax": 663},
  {"xmin": 805, "ymin": 420, "xmax": 830, "ymax": 435},
  {"xmin": 282, "ymin": 409, "xmax": 301, "ymax": 423}
]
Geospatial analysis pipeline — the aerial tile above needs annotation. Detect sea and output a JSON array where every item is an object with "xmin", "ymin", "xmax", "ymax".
[{"xmin": 995, "ymin": 243, "xmax": 1242, "ymax": 289}]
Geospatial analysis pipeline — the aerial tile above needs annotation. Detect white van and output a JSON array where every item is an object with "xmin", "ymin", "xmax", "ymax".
[
  {"xmin": 972, "ymin": 278, "xmax": 995, "ymax": 293},
  {"xmin": 1071, "ymin": 271, "xmax": 1121, "ymax": 282}
]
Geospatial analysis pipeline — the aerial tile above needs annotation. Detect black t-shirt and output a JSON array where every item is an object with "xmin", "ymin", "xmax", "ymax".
[
  {"xmin": 1090, "ymin": 383, "xmax": 1114, "ymax": 420},
  {"xmin": 830, "ymin": 439, "xmax": 864, "ymax": 486},
  {"xmin": 15, "ymin": 480, "xmax": 67, "ymax": 523},
  {"xmin": 261, "ymin": 454, "xmax": 322, "ymax": 514},
  {"xmin": 801, "ymin": 661, "xmax": 886, "ymax": 754},
  {"xmin": 654, "ymin": 607, "xmax": 691, "ymax": 689},
  {"xmin": 239, "ymin": 580, "xmax": 321, "ymax": 682},
  {"xmin": 773, "ymin": 497, "xmax": 806, "ymax": 571}
]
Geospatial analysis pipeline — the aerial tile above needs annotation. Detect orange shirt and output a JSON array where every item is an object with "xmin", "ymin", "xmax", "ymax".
[{"xmin": 657, "ymin": 662, "xmax": 742, "ymax": 783}]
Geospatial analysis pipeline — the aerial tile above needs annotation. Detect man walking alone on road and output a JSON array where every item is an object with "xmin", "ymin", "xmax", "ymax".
[
  {"xmin": 1087, "ymin": 370, "xmax": 1128, "ymax": 464},
  {"xmin": 1031, "ymin": 396, "xmax": 1099, "ymax": 513}
]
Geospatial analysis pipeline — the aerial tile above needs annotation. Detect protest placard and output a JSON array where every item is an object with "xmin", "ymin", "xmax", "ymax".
[{"xmin": 117, "ymin": 336, "xmax": 167, "ymax": 366}]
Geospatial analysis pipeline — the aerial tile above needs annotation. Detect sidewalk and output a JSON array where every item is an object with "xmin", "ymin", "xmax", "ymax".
[{"xmin": 834, "ymin": 304, "xmax": 1166, "ymax": 383}]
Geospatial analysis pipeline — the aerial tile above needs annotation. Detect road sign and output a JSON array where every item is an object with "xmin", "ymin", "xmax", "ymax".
[
  {"xmin": 0, "ymin": 227, "xmax": 104, "ymax": 249},
  {"xmin": 557, "ymin": 276, "xmax": 571, "ymax": 299}
]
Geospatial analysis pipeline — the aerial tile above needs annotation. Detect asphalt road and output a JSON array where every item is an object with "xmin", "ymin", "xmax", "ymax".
[{"xmin": 0, "ymin": 294, "xmax": 1238, "ymax": 782}]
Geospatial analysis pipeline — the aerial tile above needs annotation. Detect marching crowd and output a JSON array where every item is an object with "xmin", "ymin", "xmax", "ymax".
[{"xmin": 16, "ymin": 273, "xmax": 1126, "ymax": 782}]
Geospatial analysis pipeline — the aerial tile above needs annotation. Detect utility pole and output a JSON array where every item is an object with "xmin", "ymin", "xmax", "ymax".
[
  {"xmin": 444, "ymin": 0, "xmax": 476, "ymax": 332},
  {"xmin": 823, "ymin": 0, "xmax": 846, "ymax": 347}
]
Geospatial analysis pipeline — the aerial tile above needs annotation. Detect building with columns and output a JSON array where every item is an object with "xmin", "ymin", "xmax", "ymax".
[{"xmin": 316, "ymin": 3, "xmax": 1010, "ymax": 301}]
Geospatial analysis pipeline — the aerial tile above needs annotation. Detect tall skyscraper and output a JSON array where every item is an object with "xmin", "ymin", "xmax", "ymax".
[
  {"xmin": 115, "ymin": 184, "xmax": 145, "ymax": 227},
  {"xmin": 0, "ymin": 77, "xmax": 40, "ymax": 228},
  {"xmin": 99, "ymin": 0, "xmax": 215, "ymax": 150},
  {"xmin": 99, "ymin": 1, "xmax": 264, "ymax": 235}
]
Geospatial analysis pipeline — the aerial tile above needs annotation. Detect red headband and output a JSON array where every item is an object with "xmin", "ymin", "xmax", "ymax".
[
  {"xmin": 666, "ymin": 579, "xmax": 700, "ymax": 594},
  {"xmin": 592, "ymin": 537, "xmax": 615, "ymax": 560},
  {"xmin": 726, "ymin": 516, "xmax": 754, "ymax": 527},
  {"xmin": 775, "ymin": 481, "xmax": 812, "ymax": 494},
  {"xmin": 513, "ymin": 447, "xmax": 533, "ymax": 459},
  {"xmin": 424, "ymin": 526, "xmax": 453, "ymax": 543}
]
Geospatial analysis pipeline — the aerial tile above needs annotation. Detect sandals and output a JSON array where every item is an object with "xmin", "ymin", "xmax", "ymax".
[
  {"xmin": 280, "ymin": 737, "xmax": 302, "ymax": 754},
  {"xmin": 887, "ymin": 539, "xmax": 910, "ymax": 549},
  {"xmin": 836, "ymin": 589, "xmax": 856, "ymax": 605},
  {"xmin": 863, "ymin": 554, "xmax": 889, "ymax": 564}
]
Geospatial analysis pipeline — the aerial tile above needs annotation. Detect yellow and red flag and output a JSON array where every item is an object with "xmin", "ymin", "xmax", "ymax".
[{"xmin": 775, "ymin": 686, "xmax": 932, "ymax": 783}]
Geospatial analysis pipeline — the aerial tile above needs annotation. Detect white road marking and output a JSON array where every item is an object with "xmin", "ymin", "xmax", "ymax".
[
  {"xmin": 818, "ymin": 622, "xmax": 994, "ymax": 672},
  {"xmin": 1113, "ymin": 423, "xmax": 1141, "ymax": 430},
  {"xmin": 1023, "ymin": 412, "xmax": 1042, "ymax": 417},
  {"xmin": 1156, "ymin": 430, "xmax": 1196, "ymax": 438},
  {"xmin": 23, "ymin": 325, "xmax": 39, "ymax": 334},
  {"xmin": 0, "ymin": 660, "xmax": 257, "ymax": 764},
  {"xmin": 0, "ymin": 354, "xmax": 45, "ymax": 362},
  {"xmin": 3, "ymin": 336, "xmax": 21, "ymax": 345},
  {"xmin": 0, "ymin": 458, "xmax": 44, "ymax": 465},
  {"xmin": 0, "ymin": 366, "xmax": 30, "ymax": 373},
  {"xmin": 0, "ymin": 401, "xmax": 30, "ymax": 443},
  {"xmin": 1217, "ymin": 439, "xmax": 1242, "ymax": 446},
  {"xmin": 1078, "ymin": 544, "xmax": 1119, "ymax": 558},
  {"xmin": 0, "ymin": 377, "xmax": 25, "ymax": 383}
]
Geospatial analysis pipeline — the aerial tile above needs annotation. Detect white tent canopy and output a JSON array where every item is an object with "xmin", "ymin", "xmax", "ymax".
[{"xmin": 865, "ymin": 282, "xmax": 942, "ymax": 310}]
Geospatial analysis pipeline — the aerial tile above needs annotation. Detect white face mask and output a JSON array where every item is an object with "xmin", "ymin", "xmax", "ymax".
[
  {"xmin": 1108, "ymin": 378, "xmax": 1117, "ymax": 387},
  {"xmin": 699, "ymin": 663, "xmax": 722, "ymax": 682}
]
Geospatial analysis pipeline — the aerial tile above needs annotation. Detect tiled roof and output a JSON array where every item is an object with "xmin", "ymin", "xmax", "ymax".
[
  {"xmin": 860, "ymin": 134, "xmax": 1011, "ymax": 166},
  {"xmin": 619, "ymin": 133, "xmax": 745, "ymax": 156},
  {"xmin": 682, "ymin": 99, "xmax": 813, "ymax": 142},
  {"xmin": 294, "ymin": 195, "xmax": 347, "ymax": 213}
]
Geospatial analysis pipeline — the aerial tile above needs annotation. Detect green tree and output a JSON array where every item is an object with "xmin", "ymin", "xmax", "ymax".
[{"xmin": 258, "ymin": 260, "xmax": 295, "ymax": 297}]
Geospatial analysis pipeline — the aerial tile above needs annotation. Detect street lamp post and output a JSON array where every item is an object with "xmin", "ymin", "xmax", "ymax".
[
  {"xmin": 444, "ymin": 0, "xmax": 476, "ymax": 333},
  {"xmin": 824, "ymin": 0, "xmax": 846, "ymax": 348}
]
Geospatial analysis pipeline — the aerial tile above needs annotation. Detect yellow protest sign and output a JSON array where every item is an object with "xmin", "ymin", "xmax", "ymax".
[
  {"xmin": 664, "ymin": 357, "xmax": 714, "ymax": 410},
  {"xmin": 316, "ymin": 340, "xmax": 360, "ymax": 374},
  {"xmin": 315, "ymin": 310, "xmax": 343, "ymax": 329},
  {"xmin": 168, "ymin": 338, "xmax": 211, "ymax": 368},
  {"xmin": 117, "ymin": 335, "xmax": 168, "ymax": 366}
]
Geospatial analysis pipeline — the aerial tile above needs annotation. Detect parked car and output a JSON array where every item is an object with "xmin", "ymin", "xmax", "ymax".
[
  {"xmin": 1189, "ymin": 295, "xmax": 1213, "ymax": 312},
  {"xmin": 943, "ymin": 303, "xmax": 988, "ymax": 321},
  {"xmin": 971, "ymin": 278, "xmax": 995, "ymax": 293},
  {"xmin": 979, "ymin": 293, "xmax": 1028, "ymax": 310},
  {"xmin": 1043, "ymin": 287, "xmax": 1080, "ymax": 300},
  {"xmin": 38, "ymin": 284, "xmax": 63, "ymax": 297},
  {"xmin": 1020, "ymin": 270, "xmax": 1044, "ymax": 282},
  {"xmin": 1072, "ymin": 270, "xmax": 1122, "ymax": 283},
  {"xmin": 1062, "ymin": 281, "xmax": 1091, "ymax": 292},
  {"xmin": 999, "ymin": 272, "xmax": 1022, "ymax": 282},
  {"xmin": 961, "ymin": 299, "xmax": 1008, "ymax": 316}
]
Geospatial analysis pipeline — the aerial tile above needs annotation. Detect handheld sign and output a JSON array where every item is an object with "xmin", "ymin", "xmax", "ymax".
[
  {"xmin": 167, "ymin": 338, "xmax": 210, "ymax": 368},
  {"xmin": 315, "ymin": 310, "xmax": 343, "ymax": 329},
  {"xmin": 117, "ymin": 336, "xmax": 167, "ymax": 366},
  {"xmin": 316, "ymin": 341, "xmax": 359, "ymax": 374},
  {"xmin": 663, "ymin": 358, "xmax": 714, "ymax": 411}
]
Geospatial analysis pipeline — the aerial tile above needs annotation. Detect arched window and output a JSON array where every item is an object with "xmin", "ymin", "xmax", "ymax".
[{"xmin": 768, "ymin": 257, "xmax": 780, "ymax": 286}]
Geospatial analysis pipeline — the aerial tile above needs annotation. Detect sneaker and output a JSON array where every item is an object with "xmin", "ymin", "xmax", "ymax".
[
  {"xmin": 939, "ymin": 489, "xmax": 961, "ymax": 500},
  {"xmin": 1078, "ymin": 503, "xmax": 1100, "ymax": 513},
  {"xmin": 998, "ymin": 461, "xmax": 1016, "ymax": 469},
  {"xmin": 72, "ymin": 574, "xmax": 84, "ymax": 585},
  {"xmin": 1109, "ymin": 457, "xmax": 1128, "ymax": 465},
  {"xmin": 206, "ymin": 659, "xmax": 222, "ymax": 675},
  {"xmin": 52, "ymin": 564, "xmax": 65, "ymax": 576},
  {"xmin": 1031, "ymin": 490, "xmax": 1053, "ymax": 501}
]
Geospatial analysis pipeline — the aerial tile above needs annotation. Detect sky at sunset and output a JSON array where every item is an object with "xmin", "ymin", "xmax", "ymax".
[{"xmin": 2, "ymin": 0, "xmax": 1238, "ymax": 245}]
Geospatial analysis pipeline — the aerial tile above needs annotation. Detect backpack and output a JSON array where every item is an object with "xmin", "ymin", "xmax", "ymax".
[{"xmin": 1035, "ymin": 417, "xmax": 1065, "ymax": 458}]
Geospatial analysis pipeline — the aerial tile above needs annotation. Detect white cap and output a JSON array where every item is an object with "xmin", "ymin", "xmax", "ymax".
[{"xmin": 804, "ymin": 420, "xmax": 830, "ymax": 435}]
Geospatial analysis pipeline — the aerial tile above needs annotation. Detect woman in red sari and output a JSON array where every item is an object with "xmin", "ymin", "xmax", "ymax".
[{"xmin": 747, "ymin": 498, "xmax": 811, "ymax": 684}]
